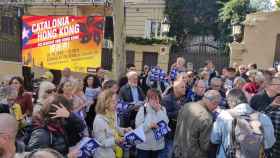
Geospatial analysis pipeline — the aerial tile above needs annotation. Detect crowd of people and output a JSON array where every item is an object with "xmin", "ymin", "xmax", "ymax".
[{"xmin": 0, "ymin": 57, "xmax": 280, "ymax": 158}]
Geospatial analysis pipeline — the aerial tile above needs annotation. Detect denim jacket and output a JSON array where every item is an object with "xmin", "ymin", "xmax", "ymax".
[{"xmin": 210, "ymin": 103, "xmax": 276, "ymax": 158}]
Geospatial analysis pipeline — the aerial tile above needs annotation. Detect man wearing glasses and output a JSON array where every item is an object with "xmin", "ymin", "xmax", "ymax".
[{"xmin": 250, "ymin": 76, "xmax": 280, "ymax": 112}]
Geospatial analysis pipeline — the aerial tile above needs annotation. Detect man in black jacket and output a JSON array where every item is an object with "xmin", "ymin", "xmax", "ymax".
[
  {"xmin": 250, "ymin": 76, "xmax": 280, "ymax": 111},
  {"xmin": 119, "ymin": 71, "xmax": 145, "ymax": 128},
  {"xmin": 159, "ymin": 79, "xmax": 187, "ymax": 158},
  {"xmin": 118, "ymin": 64, "xmax": 137, "ymax": 88},
  {"xmin": 119, "ymin": 71, "xmax": 145, "ymax": 103}
]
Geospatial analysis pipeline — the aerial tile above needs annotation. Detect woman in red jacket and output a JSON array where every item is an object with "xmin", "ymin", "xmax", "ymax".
[{"xmin": 9, "ymin": 76, "xmax": 33, "ymax": 116}]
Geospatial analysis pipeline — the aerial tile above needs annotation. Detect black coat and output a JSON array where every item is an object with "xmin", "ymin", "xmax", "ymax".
[
  {"xmin": 27, "ymin": 128, "xmax": 68, "ymax": 155},
  {"xmin": 119, "ymin": 84, "xmax": 145, "ymax": 103},
  {"xmin": 162, "ymin": 90, "xmax": 187, "ymax": 139},
  {"xmin": 27, "ymin": 113, "xmax": 85, "ymax": 155},
  {"xmin": 0, "ymin": 104, "xmax": 10, "ymax": 113},
  {"xmin": 63, "ymin": 113, "xmax": 86, "ymax": 147},
  {"xmin": 119, "ymin": 84, "xmax": 145, "ymax": 128}
]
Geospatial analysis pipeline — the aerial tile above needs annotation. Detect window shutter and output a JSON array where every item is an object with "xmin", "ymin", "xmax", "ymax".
[{"xmin": 145, "ymin": 20, "xmax": 151, "ymax": 39}]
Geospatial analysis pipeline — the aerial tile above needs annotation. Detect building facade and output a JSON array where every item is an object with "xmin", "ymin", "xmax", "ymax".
[
  {"xmin": 230, "ymin": 10, "xmax": 280, "ymax": 69},
  {"xmin": 124, "ymin": 0, "xmax": 170, "ymax": 73},
  {"xmin": 0, "ymin": 0, "xmax": 171, "ymax": 80}
]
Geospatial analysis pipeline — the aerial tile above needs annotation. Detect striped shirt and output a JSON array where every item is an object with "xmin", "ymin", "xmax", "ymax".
[{"xmin": 265, "ymin": 106, "xmax": 280, "ymax": 158}]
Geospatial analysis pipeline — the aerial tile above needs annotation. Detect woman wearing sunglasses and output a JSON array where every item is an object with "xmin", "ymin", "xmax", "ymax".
[{"xmin": 33, "ymin": 81, "xmax": 56, "ymax": 114}]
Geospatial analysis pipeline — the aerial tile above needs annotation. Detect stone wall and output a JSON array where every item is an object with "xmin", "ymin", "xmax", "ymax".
[{"xmin": 230, "ymin": 10, "xmax": 280, "ymax": 69}]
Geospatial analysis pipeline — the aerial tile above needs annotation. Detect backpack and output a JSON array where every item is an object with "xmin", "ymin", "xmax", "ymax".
[{"xmin": 226, "ymin": 111, "xmax": 265, "ymax": 158}]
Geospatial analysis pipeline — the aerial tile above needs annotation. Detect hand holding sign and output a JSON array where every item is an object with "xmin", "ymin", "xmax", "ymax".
[
  {"xmin": 123, "ymin": 126, "xmax": 145, "ymax": 148},
  {"xmin": 77, "ymin": 137, "xmax": 101, "ymax": 158},
  {"xmin": 153, "ymin": 120, "xmax": 171, "ymax": 140},
  {"xmin": 149, "ymin": 122, "xmax": 159, "ymax": 129}
]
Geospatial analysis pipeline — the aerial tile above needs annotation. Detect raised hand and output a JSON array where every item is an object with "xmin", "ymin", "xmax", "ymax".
[{"xmin": 50, "ymin": 103, "xmax": 70, "ymax": 119}]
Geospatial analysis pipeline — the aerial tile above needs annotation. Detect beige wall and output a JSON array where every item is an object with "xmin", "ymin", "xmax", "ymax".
[
  {"xmin": 126, "ymin": 43, "xmax": 170, "ymax": 73},
  {"xmin": 0, "ymin": 61, "xmax": 22, "ymax": 81},
  {"xmin": 230, "ymin": 10, "xmax": 280, "ymax": 69},
  {"xmin": 125, "ymin": 0, "xmax": 165, "ymax": 38}
]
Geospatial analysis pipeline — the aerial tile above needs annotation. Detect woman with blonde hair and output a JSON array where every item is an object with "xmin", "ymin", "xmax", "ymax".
[
  {"xmin": 92, "ymin": 90, "xmax": 131, "ymax": 158},
  {"xmin": 72, "ymin": 80, "xmax": 87, "ymax": 113},
  {"xmin": 71, "ymin": 80, "xmax": 89, "ymax": 137}
]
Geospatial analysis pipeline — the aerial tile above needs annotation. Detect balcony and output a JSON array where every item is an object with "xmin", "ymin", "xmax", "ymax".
[{"xmin": 0, "ymin": 0, "xmax": 112, "ymax": 6}]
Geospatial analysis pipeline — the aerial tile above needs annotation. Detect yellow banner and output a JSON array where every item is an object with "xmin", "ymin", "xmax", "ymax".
[{"xmin": 22, "ymin": 16, "xmax": 104, "ymax": 73}]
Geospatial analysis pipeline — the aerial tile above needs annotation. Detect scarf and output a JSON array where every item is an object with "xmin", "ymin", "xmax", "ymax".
[{"xmin": 104, "ymin": 112, "xmax": 123, "ymax": 158}]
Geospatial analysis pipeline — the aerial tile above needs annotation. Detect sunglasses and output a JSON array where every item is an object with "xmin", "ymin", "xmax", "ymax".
[{"xmin": 45, "ymin": 89, "xmax": 56, "ymax": 94}]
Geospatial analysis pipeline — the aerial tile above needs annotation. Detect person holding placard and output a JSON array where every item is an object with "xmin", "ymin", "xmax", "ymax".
[
  {"xmin": 135, "ymin": 88, "xmax": 169, "ymax": 158},
  {"xmin": 92, "ymin": 90, "xmax": 131, "ymax": 158}
]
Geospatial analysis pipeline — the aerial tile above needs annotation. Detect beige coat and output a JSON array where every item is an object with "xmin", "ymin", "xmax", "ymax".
[{"xmin": 92, "ymin": 114, "xmax": 124, "ymax": 158}]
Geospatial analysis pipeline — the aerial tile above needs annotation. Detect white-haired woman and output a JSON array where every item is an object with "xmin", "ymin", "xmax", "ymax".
[{"xmin": 33, "ymin": 81, "xmax": 56, "ymax": 113}]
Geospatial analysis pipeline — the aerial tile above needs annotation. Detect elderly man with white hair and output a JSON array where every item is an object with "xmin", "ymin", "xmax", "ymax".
[
  {"xmin": 119, "ymin": 71, "xmax": 145, "ymax": 128},
  {"xmin": 119, "ymin": 71, "xmax": 145, "ymax": 103},
  {"xmin": 0, "ymin": 113, "xmax": 18, "ymax": 158}
]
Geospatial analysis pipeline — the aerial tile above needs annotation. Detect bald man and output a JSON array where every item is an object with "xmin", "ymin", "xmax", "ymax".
[
  {"xmin": 173, "ymin": 90, "xmax": 221, "ymax": 158},
  {"xmin": 0, "ymin": 113, "xmax": 18, "ymax": 158},
  {"xmin": 185, "ymin": 80, "xmax": 208, "ymax": 103},
  {"xmin": 159, "ymin": 79, "xmax": 187, "ymax": 158}
]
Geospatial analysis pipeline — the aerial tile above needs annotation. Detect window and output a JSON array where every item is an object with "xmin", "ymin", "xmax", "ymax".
[
  {"xmin": 126, "ymin": 50, "xmax": 135, "ymax": 65},
  {"xmin": 145, "ymin": 20, "xmax": 161, "ymax": 39},
  {"xmin": 1, "ymin": 16, "xmax": 14, "ymax": 35},
  {"xmin": 142, "ymin": 52, "xmax": 158, "ymax": 69},
  {"xmin": 101, "ymin": 48, "xmax": 113, "ymax": 70},
  {"xmin": 0, "ymin": 40, "xmax": 20, "ymax": 62}
]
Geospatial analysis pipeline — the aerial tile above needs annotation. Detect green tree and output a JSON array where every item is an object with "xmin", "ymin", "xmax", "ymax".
[
  {"xmin": 218, "ymin": 0, "xmax": 256, "ymax": 42},
  {"xmin": 276, "ymin": 0, "xmax": 280, "ymax": 8},
  {"xmin": 219, "ymin": 0, "xmax": 251, "ymax": 24},
  {"xmin": 165, "ymin": 0, "xmax": 226, "ymax": 47}
]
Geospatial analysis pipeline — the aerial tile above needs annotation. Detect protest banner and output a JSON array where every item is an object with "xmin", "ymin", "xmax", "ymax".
[{"xmin": 22, "ymin": 16, "xmax": 104, "ymax": 73}]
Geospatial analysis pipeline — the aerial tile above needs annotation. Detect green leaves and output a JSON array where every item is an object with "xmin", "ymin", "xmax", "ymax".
[
  {"xmin": 218, "ymin": 0, "xmax": 251, "ymax": 24},
  {"xmin": 165, "ymin": 0, "xmax": 222, "ymax": 47},
  {"xmin": 276, "ymin": 0, "xmax": 280, "ymax": 8}
]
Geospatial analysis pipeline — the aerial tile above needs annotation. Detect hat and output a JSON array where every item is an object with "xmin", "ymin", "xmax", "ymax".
[
  {"xmin": 271, "ymin": 77, "xmax": 280, "ymax": 85},
  {"xmin": 41, "ymin": 71, "xmax": 53, "ymax": 80}
]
